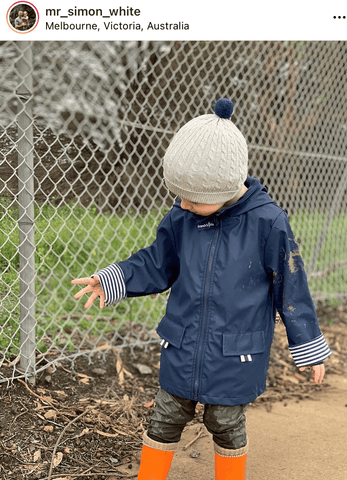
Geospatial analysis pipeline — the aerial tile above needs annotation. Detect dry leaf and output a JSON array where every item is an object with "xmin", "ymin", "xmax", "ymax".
[
  {"xmin": 9, "ymin": 355, "xmax": 20, "ymax": 367},
  {"xmin": 97, "ymin": 342, "xmax": 111, "ymax": 350},
  {"xmin": 43, "ymin": 425, "xmax": 54, "ymax": 432},
  {"xmin": 53, "ymin": 452, "xmax": 63, "ymax": 467},
  {"xmin": 96, "ymin": 429, "xmax": 118, "ymax": 438},
  {"xmin": 33, "ymin": 449, "xmax": 41, "ymax": 462},
  {"xmin": 44, "ymin": 409, "xmax": 57, "ymax": 420},
  {"xmin": 79, "ymin": 377, "xmax": 90, "ymax": 385},
  {"xmin": 81, "ymin": 427, "xmax": 90, "ymax": 436},
  {"xmin": 123, "ymin": 367, "xmax": 133, "ymax": 377},
  {"xmin": 77, "ymin": 373, "xmax": 92, "ymax": 379},
  {"xmin": 116, "ymin": 355, "xmax": 125, "ymax": 386},
  {"xmin": 55, "ymin": 390, "xmax": 68, "ymax": 398},
  {"xmin": 111, "ymin": 426, "xmax": 133, "ymax": 436}
]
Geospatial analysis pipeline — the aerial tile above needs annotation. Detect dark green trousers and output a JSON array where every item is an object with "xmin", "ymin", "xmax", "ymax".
[{"xmin": 147, "ymin": 387, "xmax": 248, "ymax": 450}]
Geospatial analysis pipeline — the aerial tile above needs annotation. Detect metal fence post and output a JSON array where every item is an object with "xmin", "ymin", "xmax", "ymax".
[{"xmin": 15, "ymin": 41, "xmax": 36, "ymax": 384}]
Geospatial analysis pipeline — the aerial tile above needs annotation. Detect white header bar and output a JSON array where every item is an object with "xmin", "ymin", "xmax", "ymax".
[{"xmin": 2, "ymin": 0, "xmax": 347, "ymax": 41}]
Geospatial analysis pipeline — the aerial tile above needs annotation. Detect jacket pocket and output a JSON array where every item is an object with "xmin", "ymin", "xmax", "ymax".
[
  {"xmin": 156, "ymin": 315, "xmax": 186, "ymax": 349},
  {"xmin": 222, "ymin": 331, "xmax": 265, "ymax": 356}
]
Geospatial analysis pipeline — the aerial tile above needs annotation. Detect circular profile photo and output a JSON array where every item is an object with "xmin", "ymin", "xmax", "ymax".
[{"xmin": 7, "ymin": 1, "xmax": 39, "ymax": 33}]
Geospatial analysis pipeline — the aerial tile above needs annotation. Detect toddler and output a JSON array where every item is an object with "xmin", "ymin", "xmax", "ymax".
[
  {"xmin": 72, "ymin": 98, "xmax": 331, "ymax": 480},
  {"xmin": 22, "ymin": 11, "xmax": 29, "ymax": 29}
]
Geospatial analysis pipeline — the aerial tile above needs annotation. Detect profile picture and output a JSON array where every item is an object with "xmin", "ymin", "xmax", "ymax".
[{"xmin": 7, "ymin": 1, "xmax": 39, "ymax": 33}]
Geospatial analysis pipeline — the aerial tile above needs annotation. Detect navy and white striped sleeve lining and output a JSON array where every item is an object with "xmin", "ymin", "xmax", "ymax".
[
  {"xmin": 289, "ymin": 334, "xmax": 331, "ymax": 367},
  {"xmin": 95, "ymin": 263, "xmax": 126, "ymax": 306}
]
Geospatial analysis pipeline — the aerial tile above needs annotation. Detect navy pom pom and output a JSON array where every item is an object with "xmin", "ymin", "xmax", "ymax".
[{"xmin": 213, "ymin": 97, "xmax": 234, "ymax": 119}]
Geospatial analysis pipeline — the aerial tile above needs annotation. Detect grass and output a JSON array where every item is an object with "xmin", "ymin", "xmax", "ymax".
[
  {"xmin": 289, "ymin": 210, "xmax": 347, "ymax": 298},
  {"xmin": 0, "ymin": 198, "xmax": 169, "ymax": 358},
  {"xmin": 1, "ymin": 199, "xmax": 347, "ymax": 358}
]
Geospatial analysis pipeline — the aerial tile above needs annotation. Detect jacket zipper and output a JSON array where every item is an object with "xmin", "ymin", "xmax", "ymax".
[{"xmin": 193, "ymin": 218, "xmax": 220, "ymax": 400}]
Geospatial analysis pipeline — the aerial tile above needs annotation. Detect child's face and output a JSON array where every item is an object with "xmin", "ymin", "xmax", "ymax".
[{"xmin": 180, "ymin": 198, "xmax": 225, "ymax": 216}]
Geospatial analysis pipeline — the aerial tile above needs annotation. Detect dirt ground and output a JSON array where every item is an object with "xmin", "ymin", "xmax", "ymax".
[{"xmin": 0, "ymin": 303, "xmax": 346, "ymax": 480}]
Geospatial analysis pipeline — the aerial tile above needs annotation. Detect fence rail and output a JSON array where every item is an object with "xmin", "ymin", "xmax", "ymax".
[{"xmin": 1, "ymin": 40, "xmax": 346, "ymax": 384}]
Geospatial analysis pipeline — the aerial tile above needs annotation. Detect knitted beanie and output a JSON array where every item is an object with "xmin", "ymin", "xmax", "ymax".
[{"xmin": 163, "ymin": 98, "xmax": 248, "ymax": 204}]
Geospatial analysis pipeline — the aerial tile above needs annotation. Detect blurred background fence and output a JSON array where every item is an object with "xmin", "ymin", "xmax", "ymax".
[{"xmin": 1, "ymin": 40, "xmax": 347, "ymax": 384}]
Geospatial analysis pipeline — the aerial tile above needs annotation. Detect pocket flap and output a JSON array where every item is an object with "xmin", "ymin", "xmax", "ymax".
[
  {"xmin": 156, "ymin": 315, "xmax": 186, "ymax": 349},
  {"xmin": 223, "ymin": 331, "xmax": 265, "ymax": 356}
]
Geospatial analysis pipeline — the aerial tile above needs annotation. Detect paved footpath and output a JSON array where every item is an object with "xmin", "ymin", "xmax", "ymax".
[{"xmin": 162, "ymin": 374, "xmax": 347, "ymax": 480}]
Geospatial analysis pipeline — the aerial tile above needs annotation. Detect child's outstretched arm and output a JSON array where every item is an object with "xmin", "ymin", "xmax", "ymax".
[
  {"xmin": 71, "ymin": 275, "xmax": 105, "ymax": 309},
  {"xmin": 72, "ymin": 209, "xmax": 179, "ymax": 309}
]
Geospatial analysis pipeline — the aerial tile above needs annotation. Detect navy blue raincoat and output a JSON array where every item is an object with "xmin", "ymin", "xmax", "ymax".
[{"xmin": 97, "ymin": 177, "xmax": 331, "ymax": 406}]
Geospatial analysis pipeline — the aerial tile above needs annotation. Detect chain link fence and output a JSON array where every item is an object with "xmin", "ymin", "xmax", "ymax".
[{"xmin": 1, "ymin": 40, "xmax": 347, "ymax": 384}]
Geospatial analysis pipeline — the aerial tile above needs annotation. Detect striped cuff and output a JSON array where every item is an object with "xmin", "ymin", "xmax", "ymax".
[
  {"xmin": 94, "ymin": 263, "xmax": 126, "ymax": 307},
  {"xmin": 289, "ymin": 333, "xmax": 331, "ymax": 367}
]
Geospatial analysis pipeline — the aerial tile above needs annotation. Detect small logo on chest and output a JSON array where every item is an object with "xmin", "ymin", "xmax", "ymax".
[{"xmin": 197, "ymin": 222, "xmax": 215, "ymax": 230}]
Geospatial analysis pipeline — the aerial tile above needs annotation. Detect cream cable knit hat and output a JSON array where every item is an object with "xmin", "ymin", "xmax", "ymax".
[{"xmin": 163, "ymin": 98, "xmax": 248, "ymax": 204}]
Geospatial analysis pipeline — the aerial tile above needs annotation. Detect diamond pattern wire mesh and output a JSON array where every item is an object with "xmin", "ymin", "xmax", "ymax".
[{"xmin": 0, "ymin": 40, "xmax": 346, "ymax": 382}]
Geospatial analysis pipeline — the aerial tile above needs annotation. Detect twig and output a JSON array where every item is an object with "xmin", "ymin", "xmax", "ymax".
[
  {"xmin": 17, "ymin": 378, "xmax": 51, "ymax": 403},
  {"xmin": 9, "ymin": 405, "xmax": 28, "ymax": 430},
  {"xmin": 41, "ymin": 473, "xmax": 138, "ymax": 479},
  {"xmin": 47, "ymin": 407, "xmax": 96, "ymax": 480},
  {"xmin": 183, "ymin": 427, "xmax": 207, "ymax": 451}
]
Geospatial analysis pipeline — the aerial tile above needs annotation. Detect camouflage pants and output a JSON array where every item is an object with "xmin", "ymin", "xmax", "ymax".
[{"xmin": 147, "ymin": 387, "xmax": 248, "ymax": 450}]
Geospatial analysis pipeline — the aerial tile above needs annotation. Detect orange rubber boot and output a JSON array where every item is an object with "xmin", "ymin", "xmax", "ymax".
[
  {"xmin": 214, "ymin": 442, "xmax": 248, "ymax": 480},
  {"xmin": 137, "ymin": 432, "xmax": 176, "ymax": 480}
]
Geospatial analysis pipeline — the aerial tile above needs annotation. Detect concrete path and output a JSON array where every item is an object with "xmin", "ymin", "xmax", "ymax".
[{"xmin": 163, "ymin": 374, "xmax": 347, "ymax": 480}]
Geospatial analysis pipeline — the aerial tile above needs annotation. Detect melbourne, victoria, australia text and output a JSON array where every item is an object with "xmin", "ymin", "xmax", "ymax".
[{"xmin": 45, "ymin": 6, "xmax": 190, "ymax": 31}]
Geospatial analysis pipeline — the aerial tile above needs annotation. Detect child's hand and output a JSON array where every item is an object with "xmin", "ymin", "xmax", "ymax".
[
  {"xmin": 299, "ymin": 364, "xmax": 325, "ymax": 384},
  {"xmin": 71, "ymin": 275, "xmax": 105, "ymax": 309}
]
